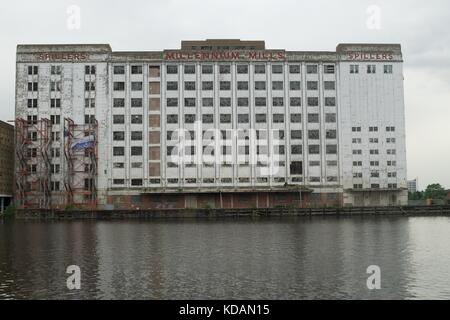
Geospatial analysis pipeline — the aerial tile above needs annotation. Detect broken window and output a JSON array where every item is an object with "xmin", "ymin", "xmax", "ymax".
[
  {"xmin": 237, "ymin": 81, "xmax": 248, "ymax": 90},
  {"xmin": 255, "ymin": 97, "xmax": 266, "ymax": 106},
  {"xmin": 113, "ymin": 82, "xmax": 125, "ymax": 91},
  {"xmin": 237, "ymin": 65, "xmax": 248, "ymax": 74},
  {"xmin": 273, "ymin": 114, "xmax": 284, "ymax": 123},
  {"xmin": 289, "ymin": 65, "xmax": 301, "ymax": 74},
  {"xmin": 290, "ymin": 97, "xmax": 301, "ymax": 107},
  {"xmin": 202, "ymin": 81, "xmax": 213, "ymax": 90},
  {"xmin": 308, "ymin": 113, "xmax": 319, "ymax": 123},
  {"xmin": 184, "ymin": 98, "xmax": 196, "ymax": 107},
  {"xmin": 273, "ymin": 97, "xmax": 284, "ymax": 106},
  {"xmin": 131, "ymin": 82, "xmax": 142, "ymax": 91},
  {"xmin": 184, "ymin": 81, "xmax": 196, "ymax": 90},
  {"xmin": 254, "ymin": 65, "xmax": 266, "ymax": 74},
  {"xmin": 306, "ymin": 65, "xmax": 318, "ymax": 74},
  {"xmin": 309, "ymin": 145, "xmax": 320, "ymax": 154},
  {"xmin": 324, "ymin": 81, "xmax": 335, "ymax": 90},
  {"xmin": 272, "ymin": 65, "xmax": 283, "ymax": 74},
  {"xmin": 114, "ymin": 66, "xmax": 125, "ymax": 74},
  {"xmin": 219, "ymin": 65, "xmax": 231, "ymax": 74},
  {"xmin": 255, "ymin": 81, "xmax": 266, "ymax": 90},
  {"xmin": 167, "ymin": 65, "xmax": 178, "ymax": 74},
  {"xmin": 307, "ymin": 81, "xmax": 318, "ymax": 90},
  {"xmin": 220, "ymin": 81, "xmax": 231, "ymax": 90},
  {"xmin": 291, "ymin": 114, "xmax": 301, "ymax": 123},
  {"xmin": 131, "ymin": 65, "xmax": 142, "ymax": 74},
  {"xmin": 290, "ymin": 161, "xmax": 303, "ymax": 175},
  {"xmin": 113, "ymin": 98, "xmax": 125, "ymax": 108},
  {"xmin": 113, "ymin": 131, "xmax": 125, "ymax": 141},
  {"xmin": 130, "ymin": 115, "xmax": 142, "ymax": 124},
  {"xmin": 184, "ymin": 65, "xmax": 196, "ymax": 74},
  {"xmin": 308, "ymin": 97, "xmax": 319, "ymax": 106},
  {"xmin": 308, "ymin": 130, "xmax": 320, "ymax": 140},
  {"xmin": 290, "ymin": 81, "xmax": 301, "ymax": 91},
  {"xmin": 202, "ymin": 98, "xmax": 213, "ymax": 107}
]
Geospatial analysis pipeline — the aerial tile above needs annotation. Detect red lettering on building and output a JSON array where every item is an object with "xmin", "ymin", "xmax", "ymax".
[
  {"xmin": 36, "ymin": 52, "xmax": 89, "ymax": 61},
  {"xmin": 347, "ymin": 52, "xmax": 396, "ymax": 61},
  {"xmin": 163, "ymin": 50, "xmax": 285, "ymax": 61}
]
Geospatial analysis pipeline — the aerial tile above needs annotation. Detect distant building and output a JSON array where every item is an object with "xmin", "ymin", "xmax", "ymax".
[
  {"xmin": 0, "ymin": 120, "xmax": 14, "ymax": 212},
  {"xmin": 14, "ymin": 40, "xmax": 408, "ymax": 209},
  {"xmin": 407, "ymin": 179, "xmax": 418, "ymax": 193}
]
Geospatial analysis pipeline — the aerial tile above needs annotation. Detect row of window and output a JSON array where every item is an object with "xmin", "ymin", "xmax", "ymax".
[
  {"xmin": 27, "ymin": 65, "xmax": 96, "ymax": 76},
  {"xmin": 353, "ymin": 184, "xmax": 398, "ymax": 189},
  {"xmin": 164, "ymin": 64, "xmax": 334, "ymax": 75},
  {"xmin": 164, "ymin": 144, "xmax": 338, "ymax": 156},
  {"xmin": 352, "ymin": 149, "xmax": 397, "ymax": 155},
  {"xmin": 27, "ymin": 98, "xmax": 96, "ymax": 109},
  {"xmin": 353, "ymin": 171, "xmax": 397, "ymax": 178},
  {"xmin": 353, "ymin": 160, "xmax": 397, "ymax": 167},
  {"xmin": 152, "ymin": 80, "xmax": 335, "ymax": 91},
  {"xmin": 27, "ymin": 64, "xmax": 336, "ymax": 77},
  {"xmin": 29, "ymin": 80, "xmax": 335, "ymax": 93},
  {"xmin": 147, "ymin": 97, "xmax": 335, "ymax": 108},
  {"xmin": 165, "ymin": 129, "xmax": 337, "ymax": 141},
  {"xmin": 26, "ymin": 63, "xmax": 395, "ymax": 78},
  {"xmin": 28, "ymin": 96, "xmax": 336, "ymax": 109},
  {"xmin": 27, "ymin": 81, "xmax": 96, "ymax": 92},
  {"xmin": 160, "ymin": 113, "xmax": 335, "ymax": 124},
  {"xmin": 352, "ymin": 137, "xmax": 396, "ymax": 144},
  {"xmin": 352, "ymin": 126, "xmax": 396, "ymax": 132},
  {"xmin": 349, "ymin": 64, "xmax": 393, "ymax": 74}
]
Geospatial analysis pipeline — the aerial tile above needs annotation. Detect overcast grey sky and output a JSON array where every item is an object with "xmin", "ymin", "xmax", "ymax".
[{"xmin": 1, "ymin": 0, "xmax": 449, "ymax": 189}]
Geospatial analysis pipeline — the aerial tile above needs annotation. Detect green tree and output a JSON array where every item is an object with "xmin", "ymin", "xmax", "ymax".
[
  {"xmin": 408, "ymin": 191, "xmax": 424, "ymax": 200},
  {"xmin": 423, "ymin": 184, "xmax": 447, "ymax": 200}
]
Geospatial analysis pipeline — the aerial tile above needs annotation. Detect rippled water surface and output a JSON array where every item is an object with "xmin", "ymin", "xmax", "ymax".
[{"xmin": 1, "ymin": 216, "xmax": 450, "ymax": 299}]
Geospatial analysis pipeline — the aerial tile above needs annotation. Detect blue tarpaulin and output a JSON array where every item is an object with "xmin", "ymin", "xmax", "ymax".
[{"xmin": 71, "ymin": 135, "xmax": 95, "ymax": 151}]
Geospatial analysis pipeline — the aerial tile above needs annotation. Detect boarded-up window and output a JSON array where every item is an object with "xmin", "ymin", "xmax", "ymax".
[
  {"xmin": 149, "ymin": 115, "xmax": 160, "ymax": 127},
  {"xmin": 149, "ymin": 82, "xmax": 160, "ymax": 94},
  {"xmin": 149, "ymin": 98, "xmax": 160, "ymax": 111},
  {"xmin": 149, "ymin": 131, "xmax": 160, "ymax": 144},
  {"xmin": 149, "ymin": 147, "xmax": 160, "ymax": 160},
  {"xmin": 149, "ymin": 66, "xmax": 160, "ymax": 77},
  {"xmin": 149, "ymin": 163, "xmax": 161, "ymax": 177}
]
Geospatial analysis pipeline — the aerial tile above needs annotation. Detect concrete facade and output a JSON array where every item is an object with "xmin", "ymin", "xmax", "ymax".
[
  {"xmin": 0, "ymin": 120, "xmax": 14, "ymax": 212},
  {"xmin": 407, "ymin": 179, "xmax": 418, "ymax": 193},
  {"xmin": 15, "ymin": 40, "xmax": 408, "ymax": 209}
]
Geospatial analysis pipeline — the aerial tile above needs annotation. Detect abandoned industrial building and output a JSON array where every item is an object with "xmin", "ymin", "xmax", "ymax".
[{"xmin": 14, "ymin": 39, "xmax": 407, "ymax": 210}]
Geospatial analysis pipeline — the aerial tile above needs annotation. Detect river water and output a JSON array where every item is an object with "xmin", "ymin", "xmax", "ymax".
[{"xmin": 1, "ymin": 216, "xmax": 450, "ymax": 300}]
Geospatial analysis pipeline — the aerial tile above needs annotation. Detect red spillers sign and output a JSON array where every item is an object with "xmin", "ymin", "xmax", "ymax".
[
  {"xmin": 164, "ymin": 51, "xmax": 286, "ymax": 61},
  {"xmin": 347, "ymin": 52, "xmax": 394, "ymax": 61},
  {"xmin": 36, "ymin": 53, "xmax": 89, "ymax": 61}
]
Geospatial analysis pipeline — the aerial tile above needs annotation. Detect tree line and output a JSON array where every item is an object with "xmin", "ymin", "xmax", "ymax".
[{"xmin": 409, "ymin": 183, "xmax": 449, "ymax": 200}]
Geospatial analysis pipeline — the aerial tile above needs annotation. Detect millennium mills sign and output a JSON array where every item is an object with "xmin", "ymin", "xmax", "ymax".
[{"xmin": 163, "ymin": 50, "xmax": 286, "ymax": 61}]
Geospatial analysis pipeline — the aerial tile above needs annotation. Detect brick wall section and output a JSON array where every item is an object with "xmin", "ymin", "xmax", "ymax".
[{"xmin": 0, "ymin": 120, "xmax": 14, "ymax": 196}]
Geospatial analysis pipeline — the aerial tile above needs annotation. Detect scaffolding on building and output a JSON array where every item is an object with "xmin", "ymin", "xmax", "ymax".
[
  {"xmin": 63, "ymin": 117, "xmax": 98, "ymax": 210},
  {"xmin": 14, "ymin": 118, "xmax": 52, "ymax": 209}
]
